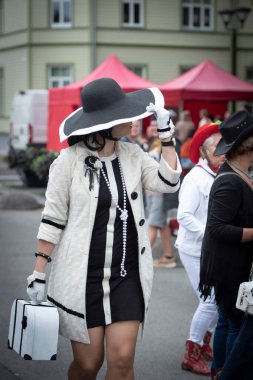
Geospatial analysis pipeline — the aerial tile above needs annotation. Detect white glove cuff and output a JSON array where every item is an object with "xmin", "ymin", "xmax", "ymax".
[
  {"xmin": 158, "ymin": 120, "xmax": 175, "ymax": 140},
  {"xmin": 159, "ymin": 130, "xmax": 174, "ymax": 140},
  {"xmin": 33, "ymin": 270, "xmax": 46, "ymax": 280},
  {"xmin": 27, "ymin": 270, "xmax": 46, "ymax": 286}
]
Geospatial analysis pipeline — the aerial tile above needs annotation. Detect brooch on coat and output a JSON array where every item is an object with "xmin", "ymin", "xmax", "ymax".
[{"xmin": 84, "ymin": 156, "xmax": 103, "ymax": 191}]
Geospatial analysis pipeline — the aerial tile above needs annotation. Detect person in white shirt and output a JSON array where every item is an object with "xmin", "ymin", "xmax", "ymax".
[
  {"xmin": 176, "ymin": 121, "xmax": 225, "ymax": 376},
  {"xmin": 198, "ymin": 108, "xmax": 212, "ymax": 128}
]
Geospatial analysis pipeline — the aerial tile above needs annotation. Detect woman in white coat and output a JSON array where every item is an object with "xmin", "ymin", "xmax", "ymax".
[
  {"xmin": 26, "ymin": 78, "xmax": 181, "ymax": 380},
  {"xmin": 176, "ymin": 121, "xmax": 225, "ymax": 376}
]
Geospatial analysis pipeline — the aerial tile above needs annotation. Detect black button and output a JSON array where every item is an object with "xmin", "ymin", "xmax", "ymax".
[
  {"xmin": 131, "ymin": 192, "xmax": 138, "ymax": 200},
  {"xmin": 141, "ymin": 247, "xmax": 145, "ymax": 254},
  {"xmin": 139, "ymin": 219, "xmax": 145, "ymax": 226}
]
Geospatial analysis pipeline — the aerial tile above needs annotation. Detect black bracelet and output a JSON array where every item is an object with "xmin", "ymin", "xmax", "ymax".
[
  {"xmin": 161, "ymin": 139, "xmax": 175, "ymax": 147},
  {"xmin": 35, "ymin": 252, "xmax": 52, "ymax": 263},
  {"xmin": 157, "ymin": 126, "xmax": 172, "ymax": 133}
]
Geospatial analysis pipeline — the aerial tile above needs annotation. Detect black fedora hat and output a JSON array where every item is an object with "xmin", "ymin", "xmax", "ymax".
[
  {"xmin": 59, "ymin": 77, "xmax": 164, "ymax": 142},
  {"xmin": 214, "ymin": 110, "xmax": 253, "ymax": 156}
]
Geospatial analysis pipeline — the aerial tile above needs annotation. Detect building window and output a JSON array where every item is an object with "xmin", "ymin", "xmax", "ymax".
[
  {"xmin": 122, "ymin": 0, "xmax": 144, "ymax": 28},
  {"xmin": 48, "ymin": 65, "xmax": 72, "ymax": 88},
  {"xmin": 126, "ymin": 65, "xmax": 146, "ymax": 77},
  {"xmin": 51, "ymin": 0, "xmax": 72, "ymax": 28},
  {"xmin": 182, "ymin": 0, "xmax": 213, "ymax": 31},
  {"xmin": 180, "ymin": 65, "xmax": 194, "ymax": 75},
  {"xmin": 246, "ymin": 67, "xmax": 253, "ymax": 83},
  {"xmin": 0, "ymin": 68, "xmax": 4, "ymax": 116},
  {"xmin": 245, "ymin": 67, "xmax": 253, "ymax": 113}
]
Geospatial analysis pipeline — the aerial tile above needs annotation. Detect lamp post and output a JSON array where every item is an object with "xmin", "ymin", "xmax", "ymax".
[{"xmin": 218, "ymin": 3, "xmax": 251, "ymax": 111}]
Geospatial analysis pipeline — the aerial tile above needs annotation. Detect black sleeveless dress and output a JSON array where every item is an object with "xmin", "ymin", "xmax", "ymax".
[{"xmin": 85, "ymin": 154, "xmax": 144, "ymax": 328}]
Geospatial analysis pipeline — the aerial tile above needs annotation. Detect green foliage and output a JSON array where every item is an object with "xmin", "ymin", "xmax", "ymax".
[{"xmin": 16, "ymin": 147, "xmax": 59, "ymax": 179}]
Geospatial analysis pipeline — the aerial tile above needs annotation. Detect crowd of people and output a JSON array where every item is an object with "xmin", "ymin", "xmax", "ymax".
[
  {"xmin": 25, "ymin": 76, "xmax": 253, "ymax": 380},
  {"xmin": 121, "ymin": 106, "xmax": 232, "ymax": 274}
]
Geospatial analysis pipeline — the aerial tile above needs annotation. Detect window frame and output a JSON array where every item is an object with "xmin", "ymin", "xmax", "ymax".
[
  {"xmin": 245, "ymin": 66, "xmax": 253, "ymax": 114},
  {"xmin": 126, "ymin": 64, "xmax": 147, "ymax": 78},
  {"xmin": 246, "ymin": 66, "xmax": 253, "ymax": 84},
  {"xmin": 47, "ymin": 65, "xmax": 73, "ymax": 88},
  {"xmin": 179, "ymin": 65, "xmax": 195, "ymax": 75},
  {"xmin": 182, "ymin": 0, "xmax": 214, "ymax": 32},
  {"xmin": 51, "ymin": 0, "xmax": 72, "ymax": 29},
  {"xmin": 122, "ymin": 0, "xmax": 144, "ymax": 28}
]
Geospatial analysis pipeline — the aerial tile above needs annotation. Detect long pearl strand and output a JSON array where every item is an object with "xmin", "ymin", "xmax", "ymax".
[{"xmin": 100, "ymin": 158, "xmax": 128, "ymax": 277}]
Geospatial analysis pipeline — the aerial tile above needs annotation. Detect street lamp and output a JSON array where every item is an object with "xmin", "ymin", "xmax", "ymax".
[
  {"xmin": 218, "ymin": 6, "xmax": 251, "ymax": 77},
  {"xmin": 218, "ymin": 5, "xmax": 251, "ymax": 111}
]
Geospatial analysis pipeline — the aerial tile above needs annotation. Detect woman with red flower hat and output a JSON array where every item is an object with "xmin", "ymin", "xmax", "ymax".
[{"xmin": 175, "ymin": 121, "xmax": 225, "ymax": 376}]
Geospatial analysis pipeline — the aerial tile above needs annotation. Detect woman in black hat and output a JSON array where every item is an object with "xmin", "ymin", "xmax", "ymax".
[
  {"xmin": 26, "ymin": 78, "xmax": 181, "ymax": 380},
  {"xmin": 199, "ymin": 110, "xmax": 253, "ymax": 380}
]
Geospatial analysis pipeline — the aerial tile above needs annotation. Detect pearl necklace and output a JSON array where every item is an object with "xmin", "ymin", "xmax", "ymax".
[
  {"xmin": 100, "ymin": 157, "xmax": 128, "ymax": 278},
  {"xmin": 227, "ymin": 160, "xmax": 252, "ymax": 181}
]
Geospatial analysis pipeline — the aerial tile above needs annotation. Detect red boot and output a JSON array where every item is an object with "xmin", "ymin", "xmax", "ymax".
[
  {"xmin": 181, "ymin": 340, "xmax": 211, "ymax": 376},
  {"xmin": 201, "ymin": 331, "xmax": 213, "ymax": 361}
]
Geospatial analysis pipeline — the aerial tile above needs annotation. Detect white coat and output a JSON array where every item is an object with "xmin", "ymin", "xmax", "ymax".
[
  {"xmin": 37, "ymin": 141, "xmax": 181, "ymax": 343},
  {"xmin": 175, "ymin": 158, "xmax": 216, "ymax": 257}
]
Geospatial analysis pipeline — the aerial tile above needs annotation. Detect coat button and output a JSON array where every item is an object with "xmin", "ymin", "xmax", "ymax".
[
  {"xmin": 141, "ymin": 247, "xmax": 145, "ymax": 254},
  {"xmin": 131, "ymin": 192, "xmax": 138, "ymax": 200},
  {"xmin": 139, "ymin": 219, "xmax": 145, "ymax": 226}
]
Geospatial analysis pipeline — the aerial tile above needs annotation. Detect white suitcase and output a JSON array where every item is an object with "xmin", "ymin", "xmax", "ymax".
[{"xmin": 8, "ymin": 299, "xmax": 59, "ymax": 360}]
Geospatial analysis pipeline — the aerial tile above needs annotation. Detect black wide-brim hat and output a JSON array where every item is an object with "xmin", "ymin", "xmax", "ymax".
[
  {"xmin": 214, "ymin": 110, "xmax": 253, "ymax": 156},
  {"xmin": 59, "ymin": 77, "xmax": 164, "ymax": 142}
]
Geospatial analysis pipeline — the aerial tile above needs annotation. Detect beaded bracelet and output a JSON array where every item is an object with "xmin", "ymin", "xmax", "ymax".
[{"xmin": 35, "ymin": 252, "xmax": 52, "ymax": 263}]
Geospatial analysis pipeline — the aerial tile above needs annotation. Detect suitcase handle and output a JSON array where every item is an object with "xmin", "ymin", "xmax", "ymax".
[{"xmin": 21, "ymin": 316, "xmax": 27, "ymax": 330}]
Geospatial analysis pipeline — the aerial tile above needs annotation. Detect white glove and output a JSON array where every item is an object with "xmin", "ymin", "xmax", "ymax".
[
  {"xmin": 146, "ymin": 103, "xmax": 175, "ymax": 140},
  {"xmin": 27, "ymin": 270, "xmax": 46, "ymax": 305}
]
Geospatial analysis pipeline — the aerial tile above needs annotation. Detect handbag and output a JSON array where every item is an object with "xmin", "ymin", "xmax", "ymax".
[{"xmin": 236, "ymin": 264, "xmax": 253, "ymax": 315}]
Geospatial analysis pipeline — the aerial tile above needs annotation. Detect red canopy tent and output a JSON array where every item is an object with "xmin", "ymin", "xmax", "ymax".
[
  {"xmin": 160, "ymin": 60, "xmax": 253, "ymax": 126},
  {"xmin": 47, "ymin": 55, "xmax": 158, "ymax": 151}
]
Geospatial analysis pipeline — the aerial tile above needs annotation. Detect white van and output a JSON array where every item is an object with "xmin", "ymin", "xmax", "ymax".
[{"xmin": 9, "ymin": 90, "xmax": 48, "ymax": 165}]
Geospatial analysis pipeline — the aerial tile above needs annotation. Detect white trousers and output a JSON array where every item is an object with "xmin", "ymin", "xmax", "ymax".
[{"xmin": 179, "ymin": 248, "xmax": 218, "ymax": 346}]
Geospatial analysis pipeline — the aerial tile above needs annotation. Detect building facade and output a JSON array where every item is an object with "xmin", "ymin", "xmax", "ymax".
[{"xmin": 0, "ymin": 0, "xmax": 253, "ymax": 133}]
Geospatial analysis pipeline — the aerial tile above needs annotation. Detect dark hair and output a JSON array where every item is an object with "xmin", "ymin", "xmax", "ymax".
[
  {"xmin": 67, "ymin": 128, "xmax": 118, "ymax": 151},
  {"xmin": 226, "ymin": 135, "xmax": 253, "ymax": 160}
]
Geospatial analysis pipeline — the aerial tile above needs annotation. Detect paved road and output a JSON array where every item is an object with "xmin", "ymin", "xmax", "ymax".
[{"xmin": 0, "ymin": 160, "xmax": 208, "ymax": 380}]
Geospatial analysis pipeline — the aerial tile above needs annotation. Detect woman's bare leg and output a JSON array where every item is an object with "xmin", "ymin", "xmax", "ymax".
[
  {"xmin": 148, "ymin": 226, "xmax": 158, "ymax": 246},
  {"xmin": 68, "ymin": 326, "xmax": 105, "ymax": 380},
  {"xmin": 160, "ymin": 224, "xmax": 173, "ymax": 258},
  {"xmin": 105, "ymin": 321, "xmax": 140, "ymax": 380}
]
